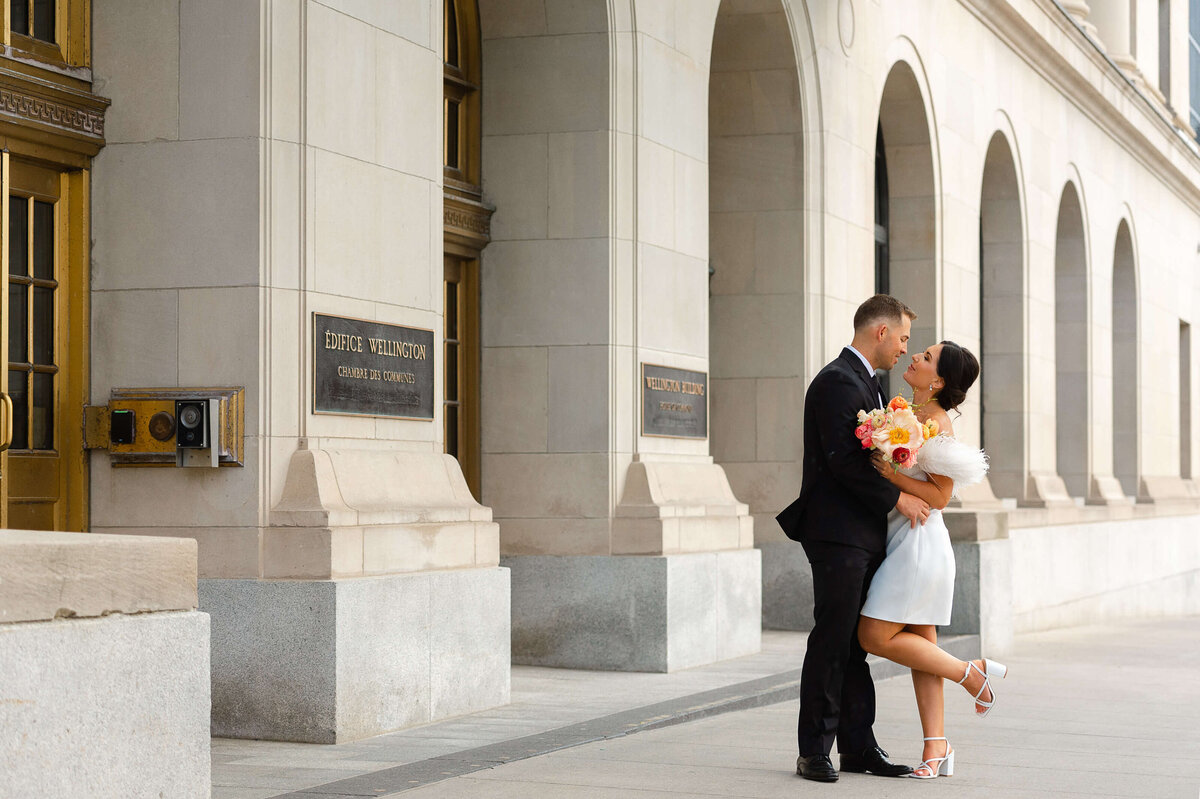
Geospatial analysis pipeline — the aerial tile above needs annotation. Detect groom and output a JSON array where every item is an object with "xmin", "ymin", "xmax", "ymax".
[{"xmin": 777, "ymin": 294, "xmax": 930, "ymax": 783}]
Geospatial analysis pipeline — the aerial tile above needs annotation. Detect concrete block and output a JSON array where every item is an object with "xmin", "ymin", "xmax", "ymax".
[
  {"xmin": 716, "ymin": 547, "xmax": 763, "ymax": 659},
  {"xmin": 202, "ymin": 568, "xmax": 510, "ymax": 743},
  {"xmin": 334, "ymin": 575, "xmax": 434, "ymax": 739},
  {"xmin": 1009, "ymin": 513, "xmax": 1200, "ymax": 633},
  {"xmin": 430, "ymin": 568, "xmax": 512, "ymax": 719},
  {"xmin": 666, "ymin": 555, "xmax": 719, "ymax": 668},
  {"xmin": 481, "ymin": 346, "xmax": 548, "ymax": 453},
  {"xmin": 0, "ymin": 530, "xmax": 197, "ymax": 624},
  {"xmin": 89, "ymin": 288, "xmax": 179, "ymax": 397},
  {"xmin": 180, "ymin": 0, "xmax": 259, "ymax": 140},
  {"xmin": 507, "ymin": 550, "xmax": 761, "ymax": 672},
  {"xmin": 91, "ymin": 138, "xmax": 261, "ymax": 291},
  {"xmin": 306, "ymin": 2, "xmax": 376, "ymax": 161},
  {"xmin": 0, "ymin": 611, "xmax": 210, "ymax": 798},
  {"xmin": 204, "ymin": 578, "xmax": 339, "ymax": 742},
  {"xmin": 760, "ymin": 540, "xmax": 814, "ymax": 631},
  {"xmin": 92, "ymin": 0, "xmax": 179, "ymax": 144},
  {"xmin": 947, "ymin": 538, "xmax": 1014, "ymax": 657}
]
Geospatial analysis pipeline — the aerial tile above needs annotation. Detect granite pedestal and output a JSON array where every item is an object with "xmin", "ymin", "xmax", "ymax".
[
  {"xmin": 507, "ymin": 549, "xmax": 761, "ymax": 672},
  {"xmin": 202, "ymin": 566, "xmax": 511, "ymax": 743}
]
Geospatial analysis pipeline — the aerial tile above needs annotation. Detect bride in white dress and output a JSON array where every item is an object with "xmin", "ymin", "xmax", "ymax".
[{"xmin": 857, "ymin": 341, "xmax": 1005, "ymax": 780}]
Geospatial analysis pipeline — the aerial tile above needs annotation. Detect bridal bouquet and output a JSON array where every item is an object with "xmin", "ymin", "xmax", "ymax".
[{"xmin": 854, "ymin": 396, "xmax": 939, "ymax": 470}]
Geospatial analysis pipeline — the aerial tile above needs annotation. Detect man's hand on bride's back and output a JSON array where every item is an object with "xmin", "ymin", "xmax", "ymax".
[{"xmin": 895, "ymin": 492, "xmax": 930, "ymax": 528}]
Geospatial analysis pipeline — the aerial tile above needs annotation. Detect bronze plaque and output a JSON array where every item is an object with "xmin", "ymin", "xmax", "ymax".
[
  {"xmin": 313, "ymin": 313, "xmax": 434, "ymax": 419},
  {"xmin": 641, "ymin": 363, "xmax": 707, "ymax": 439}
]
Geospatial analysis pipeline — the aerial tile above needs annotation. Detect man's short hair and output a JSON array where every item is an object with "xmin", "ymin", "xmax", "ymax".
[{"xmin": 853, "ymin": 294, "xmax": 917, "ymax": 331}]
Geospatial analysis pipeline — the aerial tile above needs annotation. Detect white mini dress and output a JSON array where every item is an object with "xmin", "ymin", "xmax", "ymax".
[{"xmin": 860, "ymin": 435, "xmax": 988, "ymax": 626}]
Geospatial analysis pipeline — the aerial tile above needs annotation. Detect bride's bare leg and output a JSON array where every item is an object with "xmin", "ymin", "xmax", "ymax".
[
  {"xmin": 908, "ymin": 625, "xmax": 948, "ymax": 775},
  {"xmin": 858, "ymin": 615, "xmax": 993, "ymax": 713}
]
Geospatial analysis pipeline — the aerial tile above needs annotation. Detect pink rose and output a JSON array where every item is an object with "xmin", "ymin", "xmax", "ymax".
[{"xmin": 855, "ymin": 422, "xmax": 872, "ymax": 441}]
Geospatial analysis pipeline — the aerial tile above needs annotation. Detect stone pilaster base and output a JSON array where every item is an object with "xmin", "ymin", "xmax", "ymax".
[
  {"xmin": 1087, "ymin": 474, "xmax": 1131, "ymax": 505},
  {"xmin": 1019, "ymin": 472, "xmax": 1074, "ymax": 508},
  {"xmin": 506, "ymin": 549, "xmax": 761, "ymax": 672},
  {"xmin": 612, "ymin": 459, "xmax": 754, "ymax": 554},
  {"xmin": 1138, "ymin": 476, "xmax": 1200, "ymax": 503},
  {"xmin": 201, "ymin": 567, "xmax": 510, "ymax": 743}
]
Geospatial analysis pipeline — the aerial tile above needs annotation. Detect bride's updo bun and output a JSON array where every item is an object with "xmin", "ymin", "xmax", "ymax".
[{"xmin": 935, "ymin": 340, "xmax": 979, "ymax": 412}]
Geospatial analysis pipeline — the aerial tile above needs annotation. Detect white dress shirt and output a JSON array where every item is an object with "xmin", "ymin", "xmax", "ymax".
[{"xmin": 847, "ymin": 344, "xmax": 884, "ymax": 408}]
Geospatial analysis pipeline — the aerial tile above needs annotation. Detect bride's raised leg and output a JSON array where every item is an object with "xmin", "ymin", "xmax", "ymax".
[{"xmin": 858, "ymin": 615, "xmax": 996, "ymax": 714}]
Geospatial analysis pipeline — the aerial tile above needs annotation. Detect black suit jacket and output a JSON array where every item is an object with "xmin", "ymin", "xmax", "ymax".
[{"xmin": 776, "ymin": 348, "xmax": 901, "ymax": 553}]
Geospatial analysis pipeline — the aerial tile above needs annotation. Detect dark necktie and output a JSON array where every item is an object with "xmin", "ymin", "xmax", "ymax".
[{"xmin": 871, "ymin": 373, "xmax": 885, "ymax": 409}]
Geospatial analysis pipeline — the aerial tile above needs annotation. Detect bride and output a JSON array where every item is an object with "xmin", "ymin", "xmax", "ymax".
[{"xmin": 857, "ymin": 340, "xmax": 1003, "ymax": 780}]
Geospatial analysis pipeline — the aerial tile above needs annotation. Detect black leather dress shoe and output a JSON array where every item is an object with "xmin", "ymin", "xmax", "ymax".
[
  {"xmin": 839, "ymin": 745, "xmax": 912, "ymax": 777},
  {"xmin": 796, "ymin": 754, "xmax": 838, "ymax": 782}
]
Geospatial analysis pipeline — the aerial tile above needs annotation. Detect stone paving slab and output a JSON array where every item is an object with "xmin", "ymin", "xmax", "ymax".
[
  {"xmin": 379, "ymin": 616, "xmax": 1200, "ymax": 798},
  {"xmin": 215, "ymin": 631, "xmax": 975, "ymax": 797}
]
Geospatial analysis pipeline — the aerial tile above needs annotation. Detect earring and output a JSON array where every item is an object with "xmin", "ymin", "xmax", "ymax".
[{"xmin": 928, "ymin": 383, "xmax": 934, "ymax": 391}]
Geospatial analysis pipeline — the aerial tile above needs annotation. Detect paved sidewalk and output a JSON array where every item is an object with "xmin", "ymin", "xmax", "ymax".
[{"xmin": 214, "ymin": 617, "xmax": 1200, "ymax": 798}]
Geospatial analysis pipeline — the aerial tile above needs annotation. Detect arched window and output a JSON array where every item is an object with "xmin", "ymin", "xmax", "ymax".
[{"xmin": 443, "ymin": 0, "xmax": 491, "ymax": 498}]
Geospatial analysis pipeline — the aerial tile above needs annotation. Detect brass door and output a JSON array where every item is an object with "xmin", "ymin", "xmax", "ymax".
[{"xmin": 1, "ymin": 158, "xmax": 88, "ymax": 531}]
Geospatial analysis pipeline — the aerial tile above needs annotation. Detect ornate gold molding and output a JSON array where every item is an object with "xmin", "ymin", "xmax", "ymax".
[
  {"xmin": 444, "ymin": 192, "xmax": 494, "ymax": 256},
  {"xmin": 0, "ymin": 85, "xmax": 103, "ymax": 137},
  {"xmin": 0, "ymin": 65, "xmax": 108, "ymax": 161}
]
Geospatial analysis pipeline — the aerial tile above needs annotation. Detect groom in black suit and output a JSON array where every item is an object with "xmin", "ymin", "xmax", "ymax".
[{"xmin": 777, "ymin": 294, "xmax": 930, "ymax": 782}]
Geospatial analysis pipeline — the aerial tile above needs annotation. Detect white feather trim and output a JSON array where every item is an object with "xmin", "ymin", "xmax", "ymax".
[{"xmin": 916, "ymin": 435, "xmax": 989, "ymax": 490}]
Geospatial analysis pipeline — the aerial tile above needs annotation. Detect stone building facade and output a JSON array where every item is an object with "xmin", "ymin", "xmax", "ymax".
[{"xmin": 2, "ymin": 0, "xmax": 1200, "ymax": 755}]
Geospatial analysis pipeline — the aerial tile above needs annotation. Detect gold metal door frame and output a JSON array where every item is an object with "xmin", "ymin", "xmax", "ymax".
[
  {"xmin": 0, "ymin": 151, "xmax": 10, "ymax": 528},
  {"xmin": 0, "ymin": 157, "xmax": 88, "ymax": 531}
]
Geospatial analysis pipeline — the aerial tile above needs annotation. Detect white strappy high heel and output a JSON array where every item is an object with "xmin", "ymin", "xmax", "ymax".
[
  {"xmin": 909, "ymin": 737, "xmax": 954, "ymax": 779},
  {"xmin": 958, "ymin": 658, "xmax": 1008, "ymax": 718}
]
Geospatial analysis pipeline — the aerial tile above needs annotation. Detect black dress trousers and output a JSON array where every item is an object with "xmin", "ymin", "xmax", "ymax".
[{"xmin": 796, "ymin": 538, "xmax": 884, "ymax": 757}]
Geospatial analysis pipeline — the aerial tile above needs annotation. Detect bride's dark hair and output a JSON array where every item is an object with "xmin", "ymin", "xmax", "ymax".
[{"xmin": 935, "ymin": 340, "xmax": 980, "ymax": 412}]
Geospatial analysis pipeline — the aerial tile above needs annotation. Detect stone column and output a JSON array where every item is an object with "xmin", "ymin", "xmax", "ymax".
[
  {"xmin": 480, "ymin": 0, "xmax": 759, "ymax": 672},
  {"xmin": 1061, "ymin": 0, "xmax": 1100, "ymax": 38},
  {"xmin": 92, "ymin": 0, "xmax": 510, "ymax": 742},
  {"xmin": 1166, "ymin": 0, "xmax": 1193, "ymax": 130},
  {"xmin": 1088, "ymin": 0, "xmax": 1135, "ymax": 68}
]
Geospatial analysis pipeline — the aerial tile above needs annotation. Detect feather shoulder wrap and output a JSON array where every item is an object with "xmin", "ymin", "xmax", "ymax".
[{"xmin": 916, "ymin": 435, "xmax": 989, "ymax": 494}]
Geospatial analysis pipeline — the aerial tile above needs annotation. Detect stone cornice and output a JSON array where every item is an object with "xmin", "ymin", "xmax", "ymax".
[
  {"xmin": 0, "ymin": 65, "xmax": 108, "ymax": 158},
  {"xmin": 960, "ymin": 0, "xmax": 1200, "ymax": 213}
]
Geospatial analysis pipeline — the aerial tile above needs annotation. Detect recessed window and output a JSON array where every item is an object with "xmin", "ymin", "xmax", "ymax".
[
  {"xmin": 444, "ymin": 99, "xmax": 461, "ymax": 170},
  {"xmin": 10, "ymin": 0, "xmax": 56, "ymax": 43}
]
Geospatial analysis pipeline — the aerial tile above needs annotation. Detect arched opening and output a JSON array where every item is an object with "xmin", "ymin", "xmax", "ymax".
[
  {"xmin": 979, "ymin": 132, "xmax": 1025, "ymax": 500},
  {"xmin": 876, "ymin": 62, "xmax": 938, "ymax": 384},
  {"xmin": 1113, "ymin": 220, "xmax": 1139, "ymax": 497},
  {"xmin": 706, "ymin": 0, "xmax": 804, "ymax": 627},
  {"xmin": 1054, "ymin": 183, "xmax": 1089, "ymax": 498}
]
